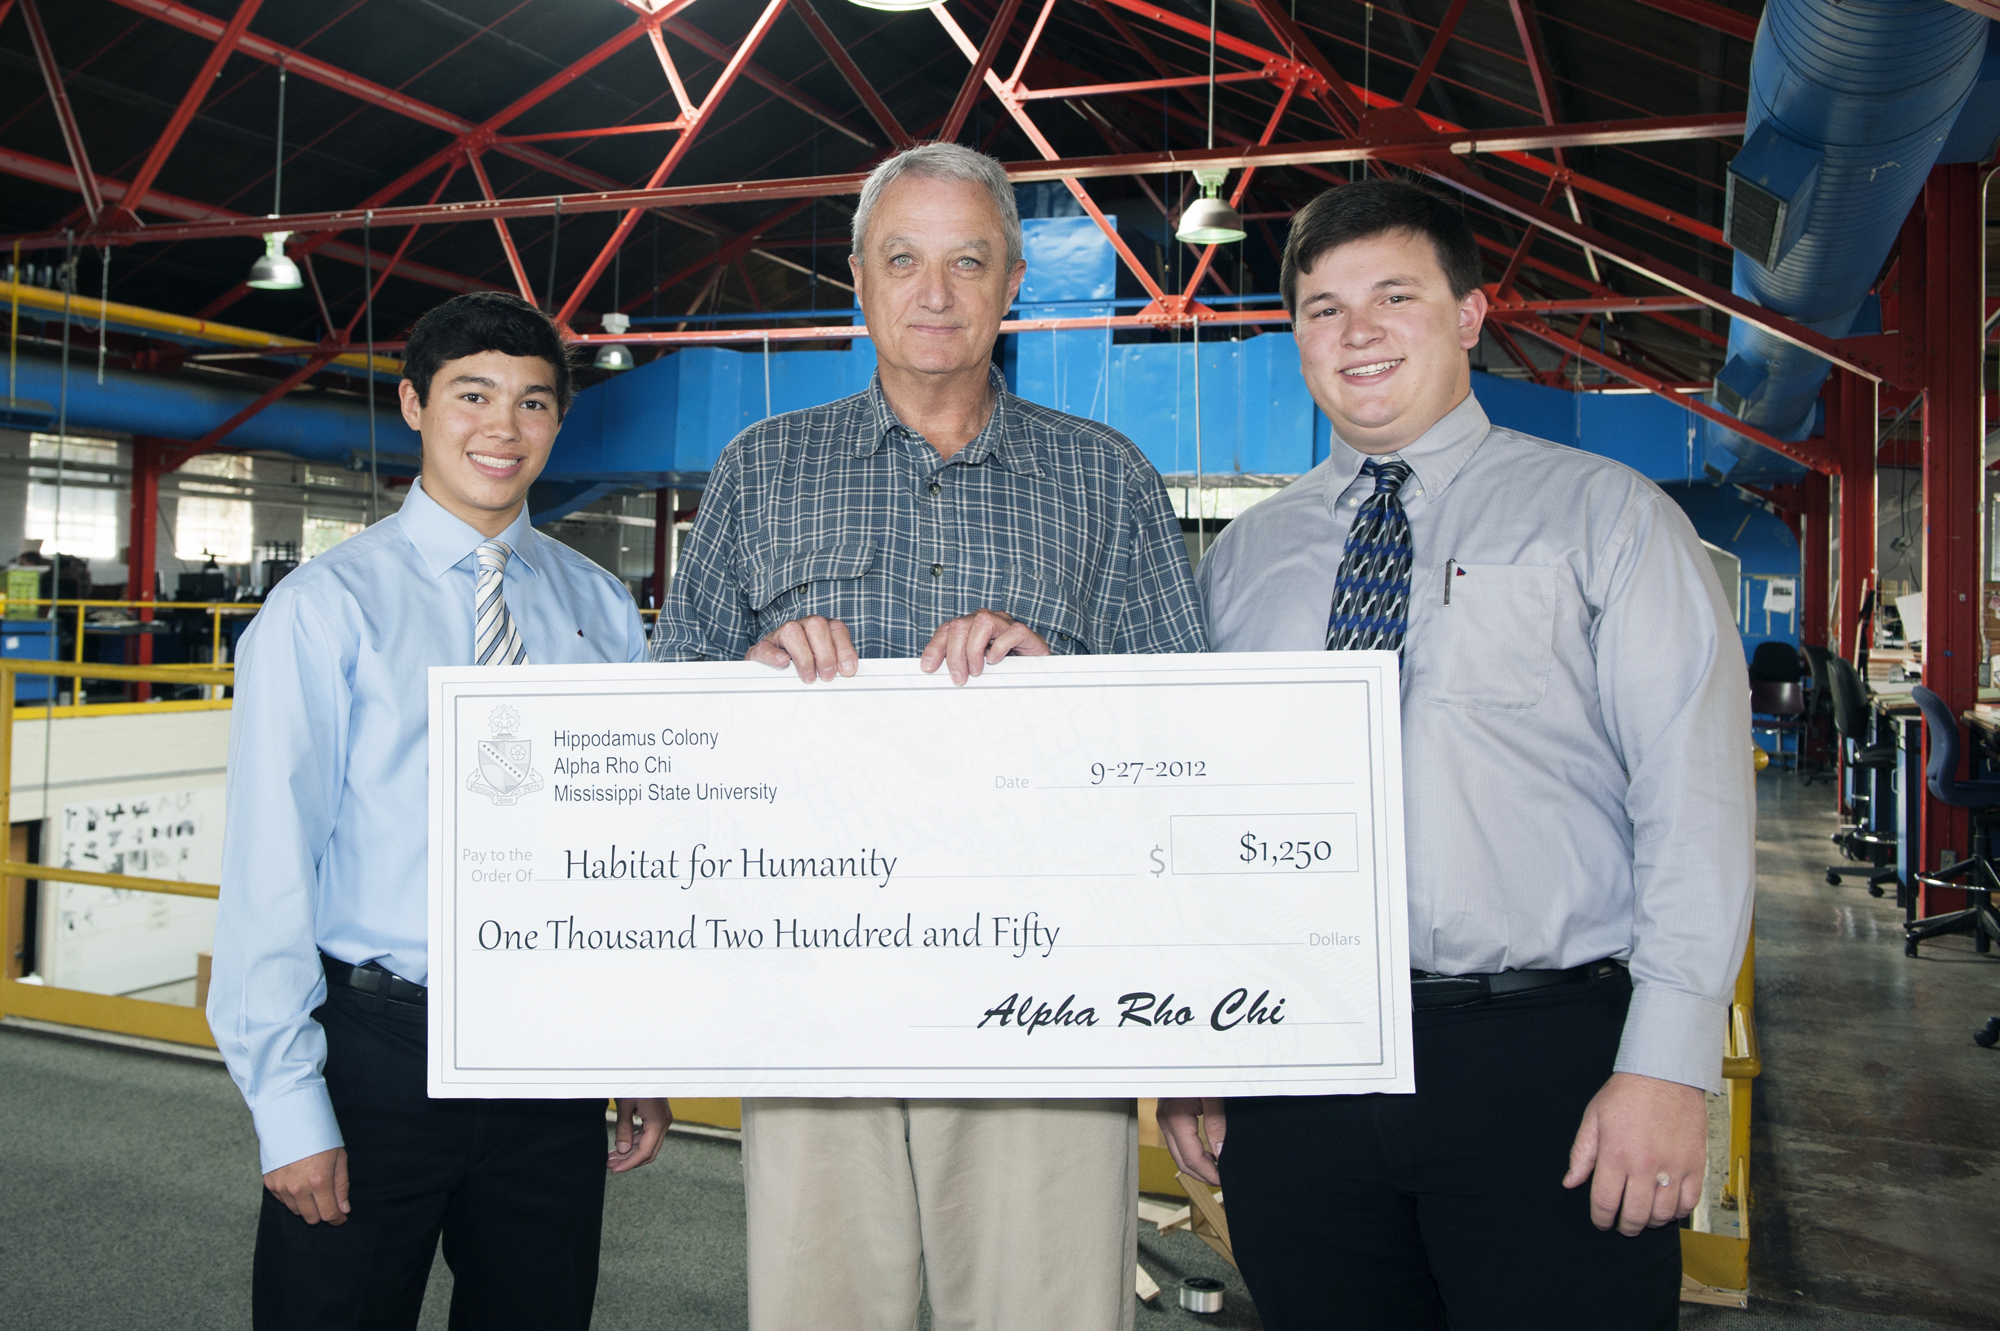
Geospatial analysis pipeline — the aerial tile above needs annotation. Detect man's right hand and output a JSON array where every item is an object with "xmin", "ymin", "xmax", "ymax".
[
  {"xmin": 1157, "ymin": 1096, "xmax": 1226, "ymax": 1186},
  {"xmin": 264, "ymin": 1146, "xmax": 350, "ymax": 1225},
  {"xmin": 747, "ymin": 616, "xmax": 858, "ymax": 683}
]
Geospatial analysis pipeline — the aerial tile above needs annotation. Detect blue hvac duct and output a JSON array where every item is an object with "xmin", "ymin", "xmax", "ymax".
[
  {"xmin": 1705, "ymin": 0, "xmax": 1992, "ymax": 482},
  {"xmin": 8, "ymin": 354, "xmax": 409, "ymax": 468}
]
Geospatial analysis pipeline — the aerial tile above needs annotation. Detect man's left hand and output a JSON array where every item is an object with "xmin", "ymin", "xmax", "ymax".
[
  {"xmin": 1562, "ymin": 1071, "xmax": 1706, "ymax": 1235},
  {"xmin": 919, "ymin": 609, "xmax": 1049, "ymax": 685},
  {"xmin": 608, "ymin": 1097, "xmax": 671, "ymax": 1173}
]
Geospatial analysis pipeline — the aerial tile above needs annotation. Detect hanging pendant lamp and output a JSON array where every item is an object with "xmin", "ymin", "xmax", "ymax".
[
  {"xmin": 594, "ymin": 312, "xmax": 635, "ymax": 373},
  {"xmin": 1175, "ymin": 0, "xmax": 1246, "ymax": 246},
  {"xmin": 248, "ymin": 231, "xmax": 302, "ymax": 290},
  {"xmin": 595, "ymin": 252, "xmax": 635, "ymax": 371},
  {"xmin": 249, "ymin": 60, "xmax": 302, "ymax": 291}
]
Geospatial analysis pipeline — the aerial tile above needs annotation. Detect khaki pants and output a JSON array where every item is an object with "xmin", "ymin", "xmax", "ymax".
[{"xmin": 741, "ymin": 1098, "xmax": 1138, "ymax": 1331}]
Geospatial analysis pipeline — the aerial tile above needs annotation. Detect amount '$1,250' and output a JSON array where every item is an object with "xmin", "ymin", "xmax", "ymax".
[{"xmin": 1168, "ymin": 813, "xmax": 1363, "ymax": 875}]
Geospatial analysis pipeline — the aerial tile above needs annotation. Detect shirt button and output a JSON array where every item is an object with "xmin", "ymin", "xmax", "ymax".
[
  {"xmin": 930, "ymin": 562, "xmax": 944, "ymax": 577},
  {"xmin": 928, "ymin": 481, "xmax": 942, "ymax": 496}
]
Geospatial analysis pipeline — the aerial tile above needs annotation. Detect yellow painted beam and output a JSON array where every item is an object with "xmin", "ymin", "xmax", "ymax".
[
  {"xmin": 0, "ymin": 978, "xmax": 216, "ymax": 1047},
  {"xmin": 3, "ymin": 279, "xmax": 399, "ymax": 377},
  {"xmin": 669, "ymin": 1097, "xmax": 743, "ymax": 1131},
  {"xmin": 1, "ymin": 860, "xmax": 219, "ymax": 899},
  {"xmin": 1680, "ymin": 1228, "xmax": 1747, "ymax": 1293}
]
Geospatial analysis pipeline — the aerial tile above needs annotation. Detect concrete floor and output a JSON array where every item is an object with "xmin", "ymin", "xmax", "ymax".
[
  {"xmin": 1728, "ymin": 770, "xmax": 2000, "ymax": 1327},
  {"xmin": 1, "ymin": 768, "xmax": 1996, "ymax": 1328}
]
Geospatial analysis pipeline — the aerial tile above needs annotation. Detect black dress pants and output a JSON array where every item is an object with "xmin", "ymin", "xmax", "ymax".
[
  {"xmin": 1219, "ymin": 968, "xmax": 1682, "ymax": 1331},
  {"xmin": 252, "ymin": 977, "xmax": 608, "ymax": 1331}
]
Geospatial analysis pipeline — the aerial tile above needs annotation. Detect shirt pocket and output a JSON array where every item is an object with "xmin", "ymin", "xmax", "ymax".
[
  {"xmin": 1418, "ymin": 563, "xmax": 1556, "ymax": 710},
  {"xmin": 741, "ymin": 541, "xmax": 877, "ymax": 632},
  {"xmin": 969, "ymin": 557, "xmax": 1091, "ymax": 655}
]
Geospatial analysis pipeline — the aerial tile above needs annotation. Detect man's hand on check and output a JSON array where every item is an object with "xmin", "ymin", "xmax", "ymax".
[
  {"xmin": 748, "ymin": 616, "xmax": 858, "ymax": 683},
  {"xmin": 1562, "ymin": 1071, "xmax": 1706, "ymax": 1235},
  {"xmin": 264, "ymin": 1146, "xmax": 350, "ymax": 1225},
  {"xmin": 608, "ymin": 1097, "xmax": 672, "ymax": 1173},
  {"xmin": 920, "ymin": 609, "xmax": 1049, "ymax": 685},
  {"xmin": 1156, "ymin": 1096, "xmax": 1226, "ymax": 1186}
]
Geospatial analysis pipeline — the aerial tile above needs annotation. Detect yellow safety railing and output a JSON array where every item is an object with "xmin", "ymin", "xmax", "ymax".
[
  {"xmin": 2, "ymin": 596, "xmax": 256, "ymax": 711},
  {"xmin": 0, "ymin": 658, "xmax": 232, "ymax": 1047},
  {"xmin": 1681, "ymin": 924, "xmax": 1759, "ymax": 1306}
]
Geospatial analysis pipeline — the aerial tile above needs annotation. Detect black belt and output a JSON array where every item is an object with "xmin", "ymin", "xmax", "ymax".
[
  {"xmin": 321, "ymin": 952, "xmax": 427, "ymax": 1006},
  {"xmin": 1409, "ymin": 959, "xmax": 1622, "ymax": 1010}
]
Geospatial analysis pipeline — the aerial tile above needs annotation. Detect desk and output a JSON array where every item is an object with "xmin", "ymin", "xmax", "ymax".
[{"xmin": 1965, "ymin": 704, "xmax": 2000, "ymax": 753}]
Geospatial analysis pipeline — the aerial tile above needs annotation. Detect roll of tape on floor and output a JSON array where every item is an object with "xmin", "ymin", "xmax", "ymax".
[{"xmin": 1179, "ymin": 1276, "xmax": 1225, "ymax": 1314}]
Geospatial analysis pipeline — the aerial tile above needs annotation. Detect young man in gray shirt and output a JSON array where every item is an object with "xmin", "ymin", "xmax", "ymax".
[{"xmin": 1160, "ymin": 181, "xmax": 1752, "ymax": 1329}]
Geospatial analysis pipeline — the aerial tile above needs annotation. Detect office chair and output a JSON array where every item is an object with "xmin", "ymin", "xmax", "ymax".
[
  {"xmin": 1904, "ymin": 689, "xmax": 2000, "ymax": 979},
  {"xmin": 1824, "ymin": 654, "xmax": 1899, "ymax": 897},
  {"xmin": 1749, "ymin": 640, "xmax": 1806, "ymax": 684},
  {"xmin": 1750, "ymin": 680, "xmax": 1807, "ymax": 770}
]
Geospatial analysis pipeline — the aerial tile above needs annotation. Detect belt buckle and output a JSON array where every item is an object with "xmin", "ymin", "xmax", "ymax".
[{"xmin": 1411, "ymin": 974, "xmax": 1488, "ymax": 1008}]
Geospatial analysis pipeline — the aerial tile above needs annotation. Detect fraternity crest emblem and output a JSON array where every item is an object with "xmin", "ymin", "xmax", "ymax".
[{"xmin": 468, "ymin": 704, "xmax": 542, "ymax": 805}]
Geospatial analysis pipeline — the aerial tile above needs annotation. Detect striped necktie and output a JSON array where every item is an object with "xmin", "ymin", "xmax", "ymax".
[
  {"xmin": 474, "ymin": 538, "xmax": 529, "ymax": 666},
  {"xmin": 1326, "ymin": 458, "xmax": 1414, "ymax": 654}
]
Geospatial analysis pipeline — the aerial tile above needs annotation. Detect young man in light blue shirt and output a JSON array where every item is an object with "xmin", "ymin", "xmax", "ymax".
[{"xmin": 208, "ymin": 292, "xmax": 669, "ymax": 1330}]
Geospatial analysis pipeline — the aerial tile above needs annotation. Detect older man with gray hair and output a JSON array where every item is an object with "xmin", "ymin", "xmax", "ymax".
[{"xmin": 650, "ymin": 142, "xmax": 1204, "ymax": 1329}]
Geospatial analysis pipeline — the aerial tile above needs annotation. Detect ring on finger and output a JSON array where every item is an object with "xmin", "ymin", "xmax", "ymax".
[{"xmin": 1655, "ymin": 1172, "xmax": 1673, "ymax": 1189}]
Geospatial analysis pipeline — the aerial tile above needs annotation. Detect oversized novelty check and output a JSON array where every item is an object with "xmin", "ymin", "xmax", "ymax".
[{"xmin": 427, "ymin": 652, "xmax": 1412, "ymax": 1098}]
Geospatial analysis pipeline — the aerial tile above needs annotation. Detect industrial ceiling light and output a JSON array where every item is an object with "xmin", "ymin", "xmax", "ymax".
[
  {"xmin": 248, "ymin": 231, "xmax": 303, "ymax": 291},
  {"xmin": 1175, "ymin": 0, "xmax": 1246, "ymax": 247},
  {"xmin": 844, "ymin": 0, "xmax": 935, "ymax": 10},
  {"xmin": 248, "ymin": 59, "xmax": 303, "ymax": 291},
  {"xmin": 1178, "ymin": 167, "xmax": 1247, "ymax": 245},
  {"xmin": 594, "ymin": 311, "xmax": 635, "ymax": 372}
]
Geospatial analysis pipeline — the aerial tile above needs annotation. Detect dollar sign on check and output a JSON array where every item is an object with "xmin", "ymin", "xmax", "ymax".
[{"xmin": 1149, "ymin": 845, "xmax": 1166, "ymax": 877}]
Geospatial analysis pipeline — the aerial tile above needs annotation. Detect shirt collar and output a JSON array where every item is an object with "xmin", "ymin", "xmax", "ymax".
[
  {"xmin": 1321, "ymin": 389, "xmax": 1490, "ymax": 513},
  {"xmin": 858, "ymin": 365, "xmax": 1044, "ymax": 477},
  {"xmin": 399, "ymin": 476, "xmax": 542, "ymax": 582}
]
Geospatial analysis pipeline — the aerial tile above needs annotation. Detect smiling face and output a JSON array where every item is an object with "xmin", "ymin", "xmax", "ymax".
[
  {"xmin": 1292, "ymin": 228, "xmax": 1488, "ymax": 456},
  {"xmin": 849, "ymin": 173, "xmax": 1024, "ymax": 386},
  {"xmin": 399, "ymin": 349, "xmax": 561, "ymax": 537}
]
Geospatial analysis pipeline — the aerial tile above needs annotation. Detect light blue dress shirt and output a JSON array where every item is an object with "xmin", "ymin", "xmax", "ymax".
[
  {"xmin": 207, "ymin": 478, "xmax": 649, "ymax": 1172},
  {"xmin": 1199, "ymin": 392, "xmax": 1754, "ymax": 1094}
]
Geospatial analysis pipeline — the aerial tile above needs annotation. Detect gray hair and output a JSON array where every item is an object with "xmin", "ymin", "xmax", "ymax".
[{"xmin": 850, "ymin": 142, "xmax": 1023, "ymax": 271}]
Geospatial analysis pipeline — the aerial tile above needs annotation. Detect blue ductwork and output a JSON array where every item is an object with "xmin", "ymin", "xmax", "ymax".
[
  {"xmin": 7, "ymin": 354, "xmax": 409, "ymax": 468},
  {"xmin": 1705, "ymin": 0, "xmax": 1991, "ymax": 482}
]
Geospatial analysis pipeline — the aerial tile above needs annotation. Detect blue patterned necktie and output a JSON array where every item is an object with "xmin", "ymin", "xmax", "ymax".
[
  {"xmin": 1326, "ymin": 458, "xmax": 1414, "ymax": 653},
  {"xmin": 474, "ymin": 538, "xmax": 529, "ymax": 666}
]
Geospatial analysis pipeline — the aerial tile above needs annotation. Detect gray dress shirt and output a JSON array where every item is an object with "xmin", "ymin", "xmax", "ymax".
[
  {"xmin": 1199, "ymin": 392, "xmax": 1753, "ymax": 1093},
  {"xmin": 651, "ymin": 367, "xmax": 1206, "ymax": 662}
]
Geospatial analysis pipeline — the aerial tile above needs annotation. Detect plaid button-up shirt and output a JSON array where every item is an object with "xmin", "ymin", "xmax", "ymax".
[{"xmin": 649, "ymin": 367, "xmax": 1206, "ymax": 662}]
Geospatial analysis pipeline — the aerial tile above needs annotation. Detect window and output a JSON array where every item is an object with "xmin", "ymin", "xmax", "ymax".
[
  {"xmin": 25, "ymin": 434, "xmax": 120, "ymax": 561},
  {"xmin": 175, "ymin": 454, "xmax": 255, "ymax": 565},
  {"xmin": 303, "ymin": 515, "xmax": 364, "ymax": 559}
]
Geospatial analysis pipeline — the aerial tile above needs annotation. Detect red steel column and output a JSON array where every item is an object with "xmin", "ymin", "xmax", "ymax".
[
  {"xmin": 1830, "ymin": 369, "xmax": 1877, "ymax": 662},
  {"xmin": 1802, "ymin": 468, "xmax": 1831, "ymax": 650},
  {"xmin": 125, "ymin": 438, "xmax": 162, "ymax": 700},
  {"xmin": 1919, "ymin": 162, "xmax": 1982, "ymax": 898},
  {"xmin": 652, "ymin": 486, "xmax": 672, "ymax": 611}
]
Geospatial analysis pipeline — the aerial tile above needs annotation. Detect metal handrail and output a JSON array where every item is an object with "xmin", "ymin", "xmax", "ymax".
[
  {"xmin": 0, "ymin": 658, "xmax": 234, "ymax": 1045},
  {"xmin": 1, "ymin": 661, "xmax": 234, "ymax": 888}
]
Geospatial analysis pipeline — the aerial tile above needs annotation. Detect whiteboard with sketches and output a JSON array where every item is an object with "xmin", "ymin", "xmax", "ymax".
[{"xmin": 42, "ymin": 787, "xmax": 223, "ymax": 997}]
